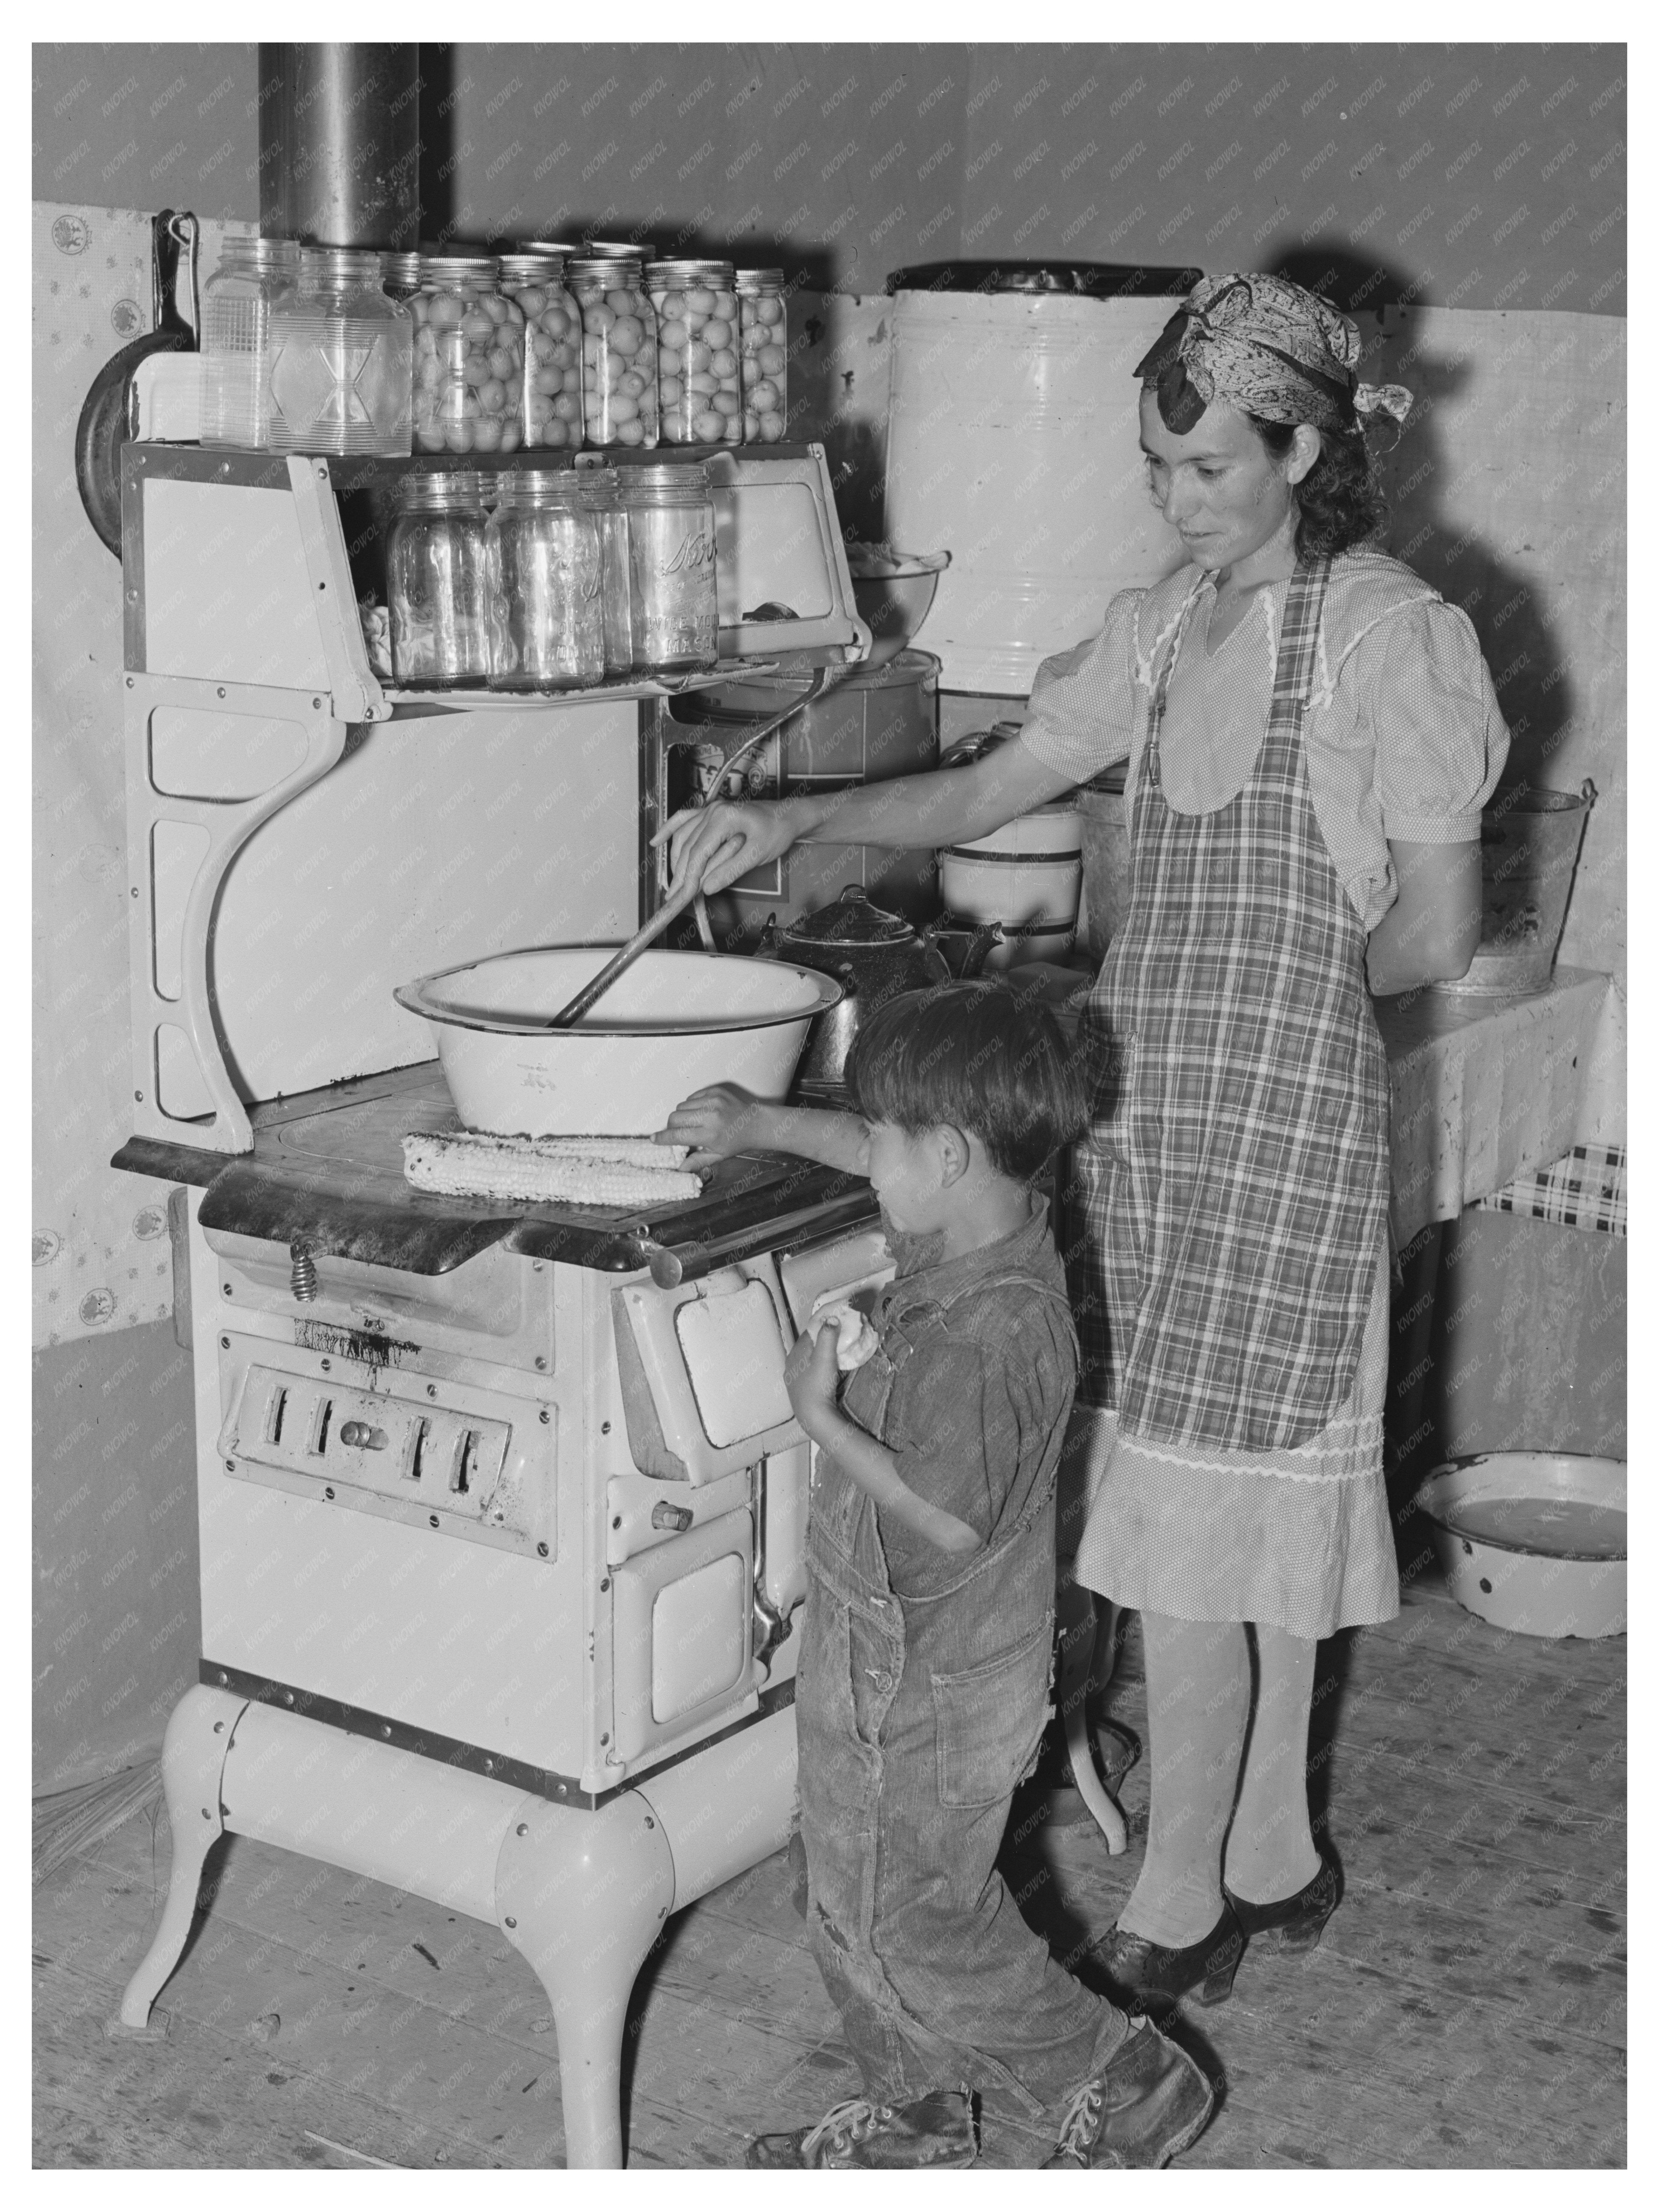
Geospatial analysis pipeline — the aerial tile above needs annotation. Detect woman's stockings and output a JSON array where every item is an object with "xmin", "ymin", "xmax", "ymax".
[{"xmin": 1115, "ymin": 1612, "xmax": 1320, "ymax": 1947}]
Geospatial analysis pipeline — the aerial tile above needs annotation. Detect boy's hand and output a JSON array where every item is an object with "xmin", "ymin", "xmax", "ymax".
[
  {"xmin": 654, "ymin": 1084, "xmax": 772, "ymax": 1167},
  {"xmin": 784, "ymin": 1323, "xmax": 841, "ymax": 1430}
]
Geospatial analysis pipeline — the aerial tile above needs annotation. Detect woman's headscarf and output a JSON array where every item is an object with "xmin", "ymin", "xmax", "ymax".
[{"xmin": 1134, "ymin": 272, "xmax": 1414, "ymax": 438}]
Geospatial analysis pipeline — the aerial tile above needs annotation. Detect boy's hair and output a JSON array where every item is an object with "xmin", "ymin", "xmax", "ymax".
[{"xmin": 844, "ymin": 981, "xmax": 1090, "ymax": 1183}]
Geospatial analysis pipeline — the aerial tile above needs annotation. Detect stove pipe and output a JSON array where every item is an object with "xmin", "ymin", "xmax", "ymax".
[{"xmin": 257, "ymin": 43, "xmax": 422, "ymax": 251}]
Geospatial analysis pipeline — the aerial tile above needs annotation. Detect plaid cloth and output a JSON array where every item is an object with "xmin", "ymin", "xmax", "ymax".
[
  {"xmin": 1477, "ymin": 1143, "xmax": 1627, "ymax": 1237},
  {"xmin": 1062, "ymin": 556, "xmax": 1391, "ymax": 1452}
]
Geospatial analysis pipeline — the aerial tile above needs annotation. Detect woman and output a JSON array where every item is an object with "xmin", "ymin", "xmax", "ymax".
[{"xmin": 659, "ymin": 273, "xmax": 1509, "ymax": 2008}]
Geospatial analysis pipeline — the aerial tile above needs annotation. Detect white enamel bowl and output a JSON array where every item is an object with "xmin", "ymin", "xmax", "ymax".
[
  {"xmin": 1414, "ymin": 1453, "xmax": 1626, "ymax": 1640},
  {"xmin": 395, "ymin": 947, "xmax": 843, "ymax": 1138}
]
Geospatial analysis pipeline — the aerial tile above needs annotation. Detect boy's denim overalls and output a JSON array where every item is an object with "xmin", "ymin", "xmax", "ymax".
[{"xmin": 797, "ymin": 1204, "xmax": 1127, "ymax": 2118}]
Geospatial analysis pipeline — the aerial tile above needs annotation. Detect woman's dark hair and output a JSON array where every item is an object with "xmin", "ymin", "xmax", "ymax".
[
  {"xmin": 1246, "ymin": 413, "xmax": 1385, "ymax": 557},
  {"xmin": 844, "ymin": 980, "xmax": 1090, "ymax": 1184}
]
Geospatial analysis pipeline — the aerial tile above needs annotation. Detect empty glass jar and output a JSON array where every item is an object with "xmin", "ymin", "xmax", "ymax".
[
  {"xmin": 410, "ymin": 254, "xmax": 525, "ymax": 457},
  {"xmin": 487, "ymin": 473, "xmax": 604, "ymax": 692},
  {"xmin": 200, "ymin": 234, "xmax": 300, "ymax": 451},
  {"xmin": 387, "ymin": 473, "xmax": 492, "ymax": 688},
  {"xmin": 567, "ymin": 256, "xmax": 659, "ymax": 450},
  {"xmin": 579, "ymin": 468, "xmax": 634, "ymax": 678},
  {"xmin": 267, "ymin": 247, "xmax": 412, "ymax": 457},
  {"xmin": 379, "ymin": 250, "xmax": 423, "ymax": 304},
  {"xmin": 620, "ymin": 462, "xmax": 718, "ymax": 672},
  {"xmin": 499, "ymin": 252, "xmax": 584, "ymax": 452},
  {"xmin": 736, "ymin": 269, "xmax": 789, "ymax": 443},
  {"xmin": 648, "ymin": 261, "xmax": 741, "ymax": 446}
]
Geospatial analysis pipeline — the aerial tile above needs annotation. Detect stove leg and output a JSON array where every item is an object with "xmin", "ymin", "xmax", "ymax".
[
  {"xmin": 115, "ymin": 1684, "xmax": 244, "ymax": 2030},
  {"xmin": 494, "ymin": 1794, "xmax": 675, "ymax": 2169}
]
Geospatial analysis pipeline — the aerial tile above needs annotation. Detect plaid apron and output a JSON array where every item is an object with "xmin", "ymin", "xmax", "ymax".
[{"xmin": 1069, "ymin": 555, "xmax": 1390, "ymax": 1452}]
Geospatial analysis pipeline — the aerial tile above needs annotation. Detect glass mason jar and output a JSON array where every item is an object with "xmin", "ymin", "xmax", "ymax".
[
  {"xmin": 620, "ymin": 462, "xmax": 718, "ymax": 672},
  {"xmin": 267, "ymin": 246, "xmax": 412, "ymax": 457},
  {"xmin": 648, "ymin": 261, "xmax": 741, "ymax": 446},
  {"xmin": 410, "ymin": 254, "xmax": 525, "ymax": 457},
  {"xmin": 387, "ymin": 472, "xmax": 492, "ymax": 689},
  {"xmin": 498, "ymin": 252, "xmax": 584, "ymax": 452},
  {"xmin": 200, "ymin": 234, "xmax": 300, "ymax": 451},
  {"xmin": 486, "ymin": 472, "xmax": 604, "ymax": 692},
  {"xmin": 567, "ymin": 256, "xmax": 658, "ymax": 451},
  {"xmin": 736, "ymin": 268, "xmax": 789, "ymax": 443},
  {"xmin": 579, "ymin": 468, "xmax": 635, "ymax": 678},
  {"xmin": 379, "ymin": 250, "xmax": 423, "ymax": 303}
]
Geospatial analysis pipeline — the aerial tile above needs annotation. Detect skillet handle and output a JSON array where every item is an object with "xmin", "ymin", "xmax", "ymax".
[{"xmin": 153, "ymin": 210, "xmax": 200, "ymax": 346}]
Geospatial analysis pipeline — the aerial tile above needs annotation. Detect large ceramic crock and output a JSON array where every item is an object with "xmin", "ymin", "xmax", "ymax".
[{"xmin": 394, "ymin": 946, "xmax": 843, "ymax": 1137}]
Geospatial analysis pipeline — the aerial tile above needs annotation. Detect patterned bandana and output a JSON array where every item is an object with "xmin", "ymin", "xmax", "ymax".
[{"xmin": 1134, "ymin": 272, "xmax": 1414, "ymax": 438}]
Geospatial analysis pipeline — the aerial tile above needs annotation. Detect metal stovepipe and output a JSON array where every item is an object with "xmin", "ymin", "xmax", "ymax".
[{"xmin": 257, "ymin": 43, "xmax": 423, "ymax": 250}]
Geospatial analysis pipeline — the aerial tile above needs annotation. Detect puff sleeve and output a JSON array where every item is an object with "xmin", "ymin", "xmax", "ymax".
[
  {"xmin": 1015, "ymin": 588, "xmax": 1146, "ymax": 786},
  {"xmin": 1348, "ymin": 598, "xmax": 1511, "ymax": 845}
]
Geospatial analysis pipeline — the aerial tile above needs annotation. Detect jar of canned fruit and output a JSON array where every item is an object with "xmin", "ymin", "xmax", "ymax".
[
  {"xmin": 410, "ymin": 253, "xmax": 525, "ymax": 457},
  {"xmin": 648, "ymin": 261, "xmax": 742, "ymax": 446},
  {"xmin": 566, "ymin": 256, "xmax": 659, "ymax": 450},
  {"xmin": 736, "ymin": 269, "xmax": 788, "ymax": 443},
  {"xmin": 498, "ymin": 252, "xmax": 584, "ymax": 451}
]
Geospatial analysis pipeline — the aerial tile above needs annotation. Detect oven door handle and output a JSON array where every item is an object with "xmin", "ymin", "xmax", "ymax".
[{"xmin": 626, "ymin": 1191, "xmax": 883, "ymax": 1291}]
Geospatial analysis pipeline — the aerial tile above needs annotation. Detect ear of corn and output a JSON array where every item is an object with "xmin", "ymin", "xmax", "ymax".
[{"xmin": 403, "ymin": 1130, "xmax": 702, "ymax": 1207}]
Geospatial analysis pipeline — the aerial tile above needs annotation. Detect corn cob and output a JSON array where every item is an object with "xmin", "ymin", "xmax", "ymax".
[{"xmin": 403, "ymin": 1130, "xmax": 702, "ymax": 1206}]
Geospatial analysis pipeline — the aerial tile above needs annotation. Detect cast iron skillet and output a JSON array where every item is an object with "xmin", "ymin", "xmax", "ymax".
[{"xmin": 75, "ymin": 209, "xmax": 199, "ymax": 556}]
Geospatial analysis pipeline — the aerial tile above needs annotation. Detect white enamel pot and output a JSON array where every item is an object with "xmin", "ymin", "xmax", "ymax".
[{"xmin": 395, "ymin": 946, "xmax": 843, "ymax": 1138}]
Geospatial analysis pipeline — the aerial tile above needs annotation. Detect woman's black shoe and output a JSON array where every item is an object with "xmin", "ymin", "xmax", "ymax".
[
  {"xmin": 1092, "ymin": 1900, "xmax": 1244, "ymax": 2010},
  {"xmin": 1224, "ymin": 1847, "xmax": 1341, "ymax": 1954}
]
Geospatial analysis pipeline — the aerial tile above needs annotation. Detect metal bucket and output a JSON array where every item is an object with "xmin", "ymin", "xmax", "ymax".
[
  {"xmin": 1433, "ymin": 781, "xmax": 1595, "ymax": 998},
  {"xmin": 1076, "ymin": 765, "xmax": 1130, "ymax": 966}
]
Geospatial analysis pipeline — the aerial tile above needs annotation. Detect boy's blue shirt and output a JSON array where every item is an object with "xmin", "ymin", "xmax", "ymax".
[{"xmin": 831, "ymin": 1198, "xmax": 1079, "ymax": 1600}]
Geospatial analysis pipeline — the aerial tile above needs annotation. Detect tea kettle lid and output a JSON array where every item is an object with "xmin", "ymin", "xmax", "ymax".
[{"xmin": 781, "ymin": 884, "xmax": 916, "ymax": 946}]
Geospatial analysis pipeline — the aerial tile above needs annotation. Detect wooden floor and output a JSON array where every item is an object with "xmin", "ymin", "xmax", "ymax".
[{"xmin": 34, "ymin": 1569, "xmax": 1625, "ymax": 2170}]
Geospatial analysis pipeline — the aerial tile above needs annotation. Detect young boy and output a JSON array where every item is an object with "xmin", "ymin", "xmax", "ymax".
[{"xmin": 658, "ymin": 982, "xmax": 1213, "ymax": 2171}]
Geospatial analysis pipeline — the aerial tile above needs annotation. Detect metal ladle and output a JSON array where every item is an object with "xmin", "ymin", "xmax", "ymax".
[{"xmin": 540, "ymin": 667, "xmax": 843, "ymax": 1029}]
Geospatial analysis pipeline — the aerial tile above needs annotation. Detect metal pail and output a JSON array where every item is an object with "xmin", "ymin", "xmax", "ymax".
[{"xmin": 1433, "ymin": 781, "xmax": 1595, "ymax": 998}]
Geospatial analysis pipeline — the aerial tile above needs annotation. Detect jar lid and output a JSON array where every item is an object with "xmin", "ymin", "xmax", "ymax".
[
  {"xmin": 616, "ymin": 462, "xmax": 713, "ymax": 497},
  {"xmin": 734, "ymin": 268, "xmax": 784, "ymax": 291},
  {"xmin": 418, "ymin": 252, "xmax": 497, "ymax": 282},
  {"xmin": 782, "ymin": 886, "xmax": 916, "ymax": 948},
  {"xmin": 298, "ymin": 246, "xmax": 386, "ymax": 282},
  {"xmin": 567, "ymin": 255, "xmax": 639, "ymax": 284},
  {"xmin": 217, "ymin": 234, "xmax": 301, "ymax": 271},
  {"xmin": 499, "ymin": 251, "xmax": 566, "ymax": 284},
  {"xmin": 645, "ymin": 260, "xmax": 736, "ymax": 286},
  {"xmin": 524, "ymin": 239, "xmax": 579, "ymax": 256},
  {"xmin": 493, "ymin": 469, "xmax": 585, "ymax": 504},
  {"xmin": 397, "ymin": 471, "xmax": 490, "ymax": 510},
  {"xmin": 583, "ymin": 239, "xmax": 653, "ymax": 259}
]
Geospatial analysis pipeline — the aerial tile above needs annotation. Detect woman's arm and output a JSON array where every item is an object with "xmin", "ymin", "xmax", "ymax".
[
  {"xmin": 656, "ymin": 741, "xmax": 1078, "ymax": 901},
  {"xmin": 784, "ymin": 1329, "xmax": 981, "ymax": 1555},
  {"xmin": 1366, "ymin": 839, "xmax": 1482, "ymax": 995}
]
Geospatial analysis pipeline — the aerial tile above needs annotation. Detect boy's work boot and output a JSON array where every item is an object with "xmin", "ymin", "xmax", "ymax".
[
  {"xmin": 1042, "ymin": 2018, "xmax": 1214, "ymax": 2169},
  {"xmin": 745, "ymin": 2090, "xmax": 976, "ymax": 2169}
]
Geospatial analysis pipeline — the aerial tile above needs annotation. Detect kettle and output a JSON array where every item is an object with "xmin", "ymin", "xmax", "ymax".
[{"xmin": 760, "ymin": 886, "xmax": 1000, "ymax": 1086}]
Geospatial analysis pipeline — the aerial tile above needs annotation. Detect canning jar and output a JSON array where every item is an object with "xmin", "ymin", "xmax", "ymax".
[
  {"xmin": 736, "ymin": 268, "xmax": 789, "ymax": 443},
  {"xmin": 410, "ymin": 254, "xmax": 525, "ymax": 457},
  {"xmin": 200, "ymin": 234, "xmax": 300, "ymax": 450},
  {"xmin": 579, "ymin": 468, "xmax": 634, "ymax": 677},
  {"xmin": 620, "ymin": 462, "xmax": 718, "ymax": 672},
  {"xmin": 379, "ymin": 250, "xmax": 422, "ymax": 303},
  {"xmin": 567, "ymin": 256, "xmax": 659, "ymax": 450},
  {"xmin": 486, "ymin": 472, "xmax": 604, "ymax": 692},
  {"xmin": 648, "ymin": 261, "xmax": 741, "ymax": 446},
  {"xmin": 387, "ymin": 472, "xmax": 492, "ymax": 688},
  {"xmin": 268, "ymin": 246, "xmax": 412, "ymax": 457},
  {"xmin": 498, "ymin": 252, "xmax": 584, "ymax": 451}
]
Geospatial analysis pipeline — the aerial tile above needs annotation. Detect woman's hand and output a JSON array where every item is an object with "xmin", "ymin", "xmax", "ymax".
[
  {"xmin": 653, "ymin": 797, "xmax": 798, "ymax": 900},
  {"xmin": 784, "ymin": 1323, "xmax": 841, "ymax": 1433},
  {"xmin": 655, "ymin": 1084, "xmax": 775, "ymax": 1168}
]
